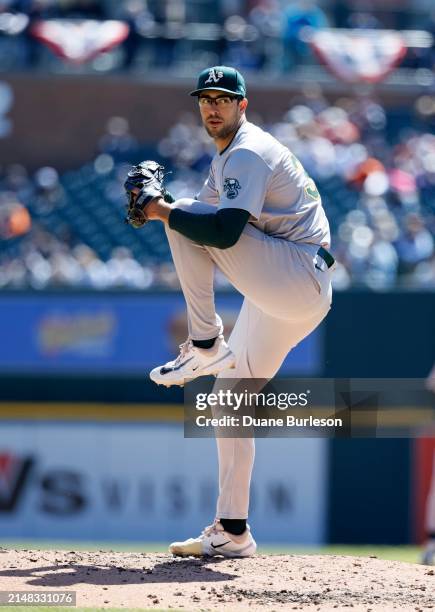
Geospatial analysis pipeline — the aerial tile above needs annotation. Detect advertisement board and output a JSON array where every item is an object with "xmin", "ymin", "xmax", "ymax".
[
  {"xmin": 0, "ymin": 421, "xmax": 327, "ymax": 544},
  {"xmin": 0, "ymin": 293, "xmax": 323, "ymax": 375}
]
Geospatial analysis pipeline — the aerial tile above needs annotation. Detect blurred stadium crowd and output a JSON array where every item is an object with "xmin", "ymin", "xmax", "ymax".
[
  {"xmin": 1, "ymin": 87, "xmax": 434, "ymax": 291},
  {"xmin": 0, "ymin": 0, "xmax": 434, "ymax": 291},
  {"xmin": 0, "ymin": 0, "xmax": 434, "ymax": 73}
]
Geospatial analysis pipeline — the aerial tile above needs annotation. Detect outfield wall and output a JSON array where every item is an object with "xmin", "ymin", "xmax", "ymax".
[
  {"xmin": 0, "ymin": 290, "xmax": 432, "ymax": 544},
  {"xmin": 0, "ymin": 406, "xmax": 415, "ymax": 545},
  {"xmin": 0, "ymin": 417, "xmax": 328, "ymax": 545}
]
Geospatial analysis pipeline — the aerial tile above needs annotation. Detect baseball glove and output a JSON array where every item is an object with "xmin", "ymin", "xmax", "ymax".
[{"xmin": 124, "ymin": 160, "xmax": 175, "ymax": 228}]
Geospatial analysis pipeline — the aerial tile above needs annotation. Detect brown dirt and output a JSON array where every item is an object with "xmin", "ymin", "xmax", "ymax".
[{"xmin": 0, "ymin": 549, "xmax": 433, "ymax": 611}]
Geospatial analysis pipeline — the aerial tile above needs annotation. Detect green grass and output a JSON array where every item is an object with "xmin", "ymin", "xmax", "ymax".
[
  {"xmin": 265, "ymin": 544, "xmax": 422, "ymax": 564},
  {"xmin": 0, "ymin": 540, "xmax": 422, "ymax": 564}
]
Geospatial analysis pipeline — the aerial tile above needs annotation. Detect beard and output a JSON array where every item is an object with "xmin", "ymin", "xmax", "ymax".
[{"xmin": 204, "ymin": 115, "xmax": 240, "ymax": 140}]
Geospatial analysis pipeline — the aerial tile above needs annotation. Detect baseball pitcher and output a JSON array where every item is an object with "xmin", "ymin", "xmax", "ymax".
[{"xmin": 124, "ymin": 66, "xmax": 334, "ymax": 558}]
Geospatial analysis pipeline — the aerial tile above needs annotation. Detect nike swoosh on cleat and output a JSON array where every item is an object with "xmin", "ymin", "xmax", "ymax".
[
  {"xmin": 211, "ymin": 540, "xmax": 231, "ymax": 549},
  {"xmin": 160, "ymin": 356, "xmax": 194, "ymax": 375}
]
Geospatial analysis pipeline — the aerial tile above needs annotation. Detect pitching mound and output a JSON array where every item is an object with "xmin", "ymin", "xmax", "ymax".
[{"xmin": 0, "ymin": 549, "xmax": 433, "ymax": 611}]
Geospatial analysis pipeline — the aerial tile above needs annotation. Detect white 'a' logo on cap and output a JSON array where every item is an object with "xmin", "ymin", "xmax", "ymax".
[{"xmin": 205, "ymin": 68, "xmax": 224, "ymax": 84}]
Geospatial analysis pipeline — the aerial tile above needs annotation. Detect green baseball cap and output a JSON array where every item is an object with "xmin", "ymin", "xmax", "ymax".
[{"xmin": 189, "ymin": 66, "xmax": 246, "ymax": 98}]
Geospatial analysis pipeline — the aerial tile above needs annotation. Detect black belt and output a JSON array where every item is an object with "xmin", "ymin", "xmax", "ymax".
[{"xmin": 316, "ymin": 246, "xmax": 335, "ymax": 269}]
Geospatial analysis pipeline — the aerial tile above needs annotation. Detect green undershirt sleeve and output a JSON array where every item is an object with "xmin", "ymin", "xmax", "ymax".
[{"xmin": 168, "ymin": 207, "xmax": 251, "ymax": 249}]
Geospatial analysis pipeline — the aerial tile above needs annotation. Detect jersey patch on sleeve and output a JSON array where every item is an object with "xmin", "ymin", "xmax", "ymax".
[{"xmin": 223, "ymin": 177, "xmax": 241, "ymax": 199}]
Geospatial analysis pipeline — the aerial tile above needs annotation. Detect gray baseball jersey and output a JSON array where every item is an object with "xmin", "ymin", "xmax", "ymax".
[{"xmin": 197, "ymin": 120, "xmax": 331, "ymax": 246}]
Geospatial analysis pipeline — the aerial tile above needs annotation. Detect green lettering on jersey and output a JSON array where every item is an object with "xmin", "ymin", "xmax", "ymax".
[
  {"xmin": 290, "ymin": 152, "xmax": 320, "ymax": 201},
  {"xmin": 304, "ymin": 177, "xmax": 320, "ymax": 201}
]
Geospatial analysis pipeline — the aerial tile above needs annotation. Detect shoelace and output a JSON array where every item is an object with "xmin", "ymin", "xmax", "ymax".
[
  {"xmin": 202, "ymin": 520, "xmax": 222, "ymax": 537},
  {"xmin": 173, "ymin": 338, "xmax": 193, "ymax": 367}
]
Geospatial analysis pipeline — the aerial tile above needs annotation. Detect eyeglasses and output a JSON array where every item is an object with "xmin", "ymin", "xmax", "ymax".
[{"xmin": 198, "ymin": 96, "xmax": 239, "ymax": 107}]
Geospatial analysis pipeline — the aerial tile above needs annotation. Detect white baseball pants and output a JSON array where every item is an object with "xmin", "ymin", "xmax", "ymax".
[{"xmin": 165, "ymin": 198, "xmax": 333, "ymax": 519}]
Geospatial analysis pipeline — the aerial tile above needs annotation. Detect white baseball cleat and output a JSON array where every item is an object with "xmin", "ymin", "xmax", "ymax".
[
  {"xmin": 149, "ymin": 336, "xmax": 235, "ymax": 387},
  {"xmin": 169, "ymin": 520, "xmax": 257, "ymax": 558}
]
